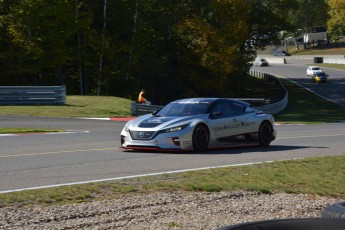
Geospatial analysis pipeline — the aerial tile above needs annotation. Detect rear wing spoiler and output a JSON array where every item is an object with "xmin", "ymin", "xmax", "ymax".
[{"xmin": 230, "ymin": 98, "xmax": 270, "ymax": 104}]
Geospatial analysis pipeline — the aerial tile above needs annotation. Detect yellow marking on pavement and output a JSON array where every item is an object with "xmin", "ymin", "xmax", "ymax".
[{"xmin": 0, "ymin": 148, "xmax": 119, "ymax": 159}]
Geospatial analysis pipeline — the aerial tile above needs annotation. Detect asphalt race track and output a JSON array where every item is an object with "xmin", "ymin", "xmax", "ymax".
[
  {"xmin": 1, "ymin": 64, "xmax": 345, "ymax": 193},
  {"xmin": 252, "ymin": 63, "xmax": 345, "ymax": 107}
]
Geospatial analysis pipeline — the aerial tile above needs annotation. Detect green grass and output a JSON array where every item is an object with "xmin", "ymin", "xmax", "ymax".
[
  {"xmin": 289, "ymin": 47, "xmax": 345, "ymax": 55},
  {"xmin": 258, "ymin": 45, "xmax": 345, "ymax": 56},
  {"xmin": 0, "ymin": 128, "xmax": 62, "ymax": 134},
  {"xmin": 274, "ymin": 78, "xmax": 345, "ymax": 124},
  {"xmin": 1, "ymin": 155, "xmax": 344, "ymax": 208},
  {"xmin": 0, "ymin": 96, "xmax": 132, "ymax": 118},
  {"xmin": 314, "ymin": 63, "xmax": 345, "ymax": 71}
]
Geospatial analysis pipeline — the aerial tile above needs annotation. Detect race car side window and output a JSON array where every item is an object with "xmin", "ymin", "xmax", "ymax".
[
  {"xmin": 210, "ymin": 101, "xmax": 235, "ymax": 117},
  {"xmin": 232, "ymin": 102, "xmax": 245, "ymax": 114}
]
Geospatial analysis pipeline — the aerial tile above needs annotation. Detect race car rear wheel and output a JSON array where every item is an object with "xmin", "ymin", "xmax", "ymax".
[
  {"xmin": 258, "ymin": 121, "xmax": 273, "ymax": 147},
  {"xmin": 192, "ymin": 124, "xmax": 209, "ymax": 152}
]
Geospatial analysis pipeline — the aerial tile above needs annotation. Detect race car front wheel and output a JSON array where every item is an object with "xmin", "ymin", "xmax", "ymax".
[
  {"xmin": 258, "ymin": 121, "xmax": 273, "ymax": 147},
  {"xmin": 192, "ymin": 124, "xmax": 209, "ymax": 152}
]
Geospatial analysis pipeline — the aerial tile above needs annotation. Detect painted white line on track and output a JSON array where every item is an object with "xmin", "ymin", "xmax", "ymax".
[
  {"xmin": 281, "ymin": 76, "xmax": 343, "ymax": 106},
  {"xmin": 2, "ymin": 159, "xmax": 296, "ymax": 194},
  {"xmin": 0, "ymin": 147, "xmax": 119, "ymax": 159},
  {"xmin": 3, "ymin": 132, "xmax": 344, "ymax": 158},
  {"xmin": 0, "ymin": 130, "xmax": 90, "ymax": 137},
  {"xmin": 7, "ymin": 131, "xmax": 343, "ymax": 159}
]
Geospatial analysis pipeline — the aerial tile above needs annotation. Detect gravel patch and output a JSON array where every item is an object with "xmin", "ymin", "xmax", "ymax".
[{"xmin": 0, "ymin": 191, "xmax": 341, "ymax": 230}]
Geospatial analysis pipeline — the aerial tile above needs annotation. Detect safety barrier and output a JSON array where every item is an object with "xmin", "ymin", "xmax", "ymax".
[
  {"xmin": 249, "ymin": 69, "xmax": 288, "ymax": 115},
  {"xmin": 0, "ymin": 86, "xmax": 66, "ymax": 105},
  {"xmin": 256, "ymin": 94, "xmax": 288, "ymax": 115}
]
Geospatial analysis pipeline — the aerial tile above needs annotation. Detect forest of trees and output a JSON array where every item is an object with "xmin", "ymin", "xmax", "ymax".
[{"xmin": 0, "ymin": 0, "xmax": 342, "ymax": 104}]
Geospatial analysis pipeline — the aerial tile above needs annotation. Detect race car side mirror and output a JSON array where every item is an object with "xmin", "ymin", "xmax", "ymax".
[
  {"xmin": 210, "ymin": 111, "xmax": 224, "ymax": 118},
  {"xmin": 209, "ymin": 111, "xmax": 223, "ymax": 119}
]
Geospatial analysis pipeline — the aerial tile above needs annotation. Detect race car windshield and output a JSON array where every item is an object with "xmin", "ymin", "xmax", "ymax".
[{"xmin": 156, "ymin": 102, "xmax": 210, "ymax": 116}]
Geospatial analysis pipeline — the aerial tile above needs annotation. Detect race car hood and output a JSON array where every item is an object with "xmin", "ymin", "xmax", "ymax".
[{"xmin": 126, "ymin": 114, "xmax": 202, "ymax": 130}]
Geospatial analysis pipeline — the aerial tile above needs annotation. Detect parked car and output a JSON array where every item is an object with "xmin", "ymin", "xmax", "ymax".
[
  {"xmin": 312, "ymin": 71, "xmax": 329, "ymax": 83},
  {"xmin": 121, "ymin": 98, "xmax": 276, "ymax": 152},
  {"xmin": 254, "ymin": 58, "xmax": 269, "ymax": 67},
  {"xmin": 306, "ymin": 66, "xmax": 323, "ymax": 76},
  {"xmin": 273, "ymin": 50, "xmax": 291, "ymax": 56}
]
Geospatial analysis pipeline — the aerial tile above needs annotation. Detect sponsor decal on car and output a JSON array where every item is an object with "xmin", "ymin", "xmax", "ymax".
[
  {"xmin": 214, "ymin": 123, "xmax": 241, "ymax": 131},
  {"xmin": 139, "ymin": 117, "xmax": 173, "ymax": 128},
  {"xmin": 241, "ymin": 121, "xmax": 255, "ymax": 127},
  {"xmin": 214, "ymin": 121, "xmax": 255, "ymax": 132},
  {"xmin": 146, "ymin": 118, "xmax": 164, "ymax": 123},
  {"xmin": 182, "ymin": 141, "xmax": 191, "ymax": 146}
]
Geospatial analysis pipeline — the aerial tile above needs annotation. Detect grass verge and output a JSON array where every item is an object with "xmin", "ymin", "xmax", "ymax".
[
  {"xmin": 0, "ymin": 96, "xmax": 131, "ymax": 118},
  {"xmin": 315, "ymin": 63, "xmax": 345, "ymax": 71},
  {"xmin": 289, "ymin": 47, "xmax": 345, "ymax": 55},
  {"xmin": 1, "ymin": 155, "xmax": 344, "ymax": 208},
  {"xmin": 258, "ymin": 45, "xmax": 345, "ymax": 56},
  {"xmin": 0, "ymin": 128, "xmax": 62, "ymax": 134},
  {"xmin": 274, "ymin": 78, "xmax": 345, "ymax": 124}
]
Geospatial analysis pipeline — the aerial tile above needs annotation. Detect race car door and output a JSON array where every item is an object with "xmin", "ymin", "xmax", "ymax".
[
  {"xmin": 208, "ymin": 101, "xmax": 243, "ymax": 138},
  {"xmin": 230, "ymin": 101, "xmax": 257, "ymax": 135}
]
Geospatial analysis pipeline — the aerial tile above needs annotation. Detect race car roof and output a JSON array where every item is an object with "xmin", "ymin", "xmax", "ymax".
[{"xmin": 171, "ymin": 98, "xmax": 250, "ymax": 106}]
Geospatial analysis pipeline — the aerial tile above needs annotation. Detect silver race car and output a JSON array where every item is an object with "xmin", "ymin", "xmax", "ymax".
[{"xmin": 121, "ymin": 98, "xmax": 276, "ymax": 152}]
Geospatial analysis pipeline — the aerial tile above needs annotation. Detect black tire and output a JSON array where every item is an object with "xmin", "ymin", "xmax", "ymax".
[
  {"xmin": 219, "ymin": 218, "xmax": 345, "ymax": 230},
  {"xmin": 258, "ymin": 121, "xmax": 273, "ymax": 147},
  {"xmin": 321, "ymin": 201, "xmax": 345, "ymax": 219},
  {"xmin": 192, "ymin": 124, "xmax": 209, "ymax": 152}
]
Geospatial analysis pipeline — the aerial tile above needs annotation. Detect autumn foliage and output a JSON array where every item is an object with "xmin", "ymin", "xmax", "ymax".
[{"xmin": 1, "ymin": 0, "xmax": 333, "ymax": 104}]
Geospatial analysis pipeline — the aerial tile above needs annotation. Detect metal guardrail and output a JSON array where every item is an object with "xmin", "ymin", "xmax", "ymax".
[
  {"xmin": 0, "ymin": 86, "xmax": 66, "ymax": 105},
  {"xmin": 250, "ymin": 70, "xmax": 288, "ymax": 115},
  {"xmin": 231, "ymin": 98, "xmax": 271, "ymax": 104},
  {"xmin": 256, "ymin": 94, "xmax": 288, "ymax": 115}
]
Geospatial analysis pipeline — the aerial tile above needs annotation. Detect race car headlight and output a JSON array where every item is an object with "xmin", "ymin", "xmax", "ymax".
[
  {"xmin": 164, "ymin": 124, "xmax": 189, "ymax": 133},
  {"xmin": 124, "ymin": 126, "xmax": 130, "ymax": 132}
]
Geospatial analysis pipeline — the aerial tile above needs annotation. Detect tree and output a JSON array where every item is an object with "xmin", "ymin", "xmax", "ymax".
[
  {"xmin": 327, "ymin": 0, "xmax": 345, "ymax": 40},
  {"xmin": 172, "ymin": 1, "xmax": 251, "ymax": 98},
  {"xmin": 0, "ymin": 0, "xmax": 90, "ymax": 85},
  {"xmin": 0, "ymin": 0, "xmax": 302, "ymax": 100},
  {"xmin": 249, "ymin": 0, "xmax": 299, "ymax": 46},
  {"xmin": 288, "ymin": 0, "xmax": 328, "ymax": 35}
]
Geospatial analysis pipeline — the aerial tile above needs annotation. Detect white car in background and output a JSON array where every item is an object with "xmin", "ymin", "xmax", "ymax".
[
  {"xmin": 254, "ymin": 58, "xmax": 269, "ymax": 67},
  {"xmin": 306, "ymin": 66, "xmax": 323, "ymax": 76}
]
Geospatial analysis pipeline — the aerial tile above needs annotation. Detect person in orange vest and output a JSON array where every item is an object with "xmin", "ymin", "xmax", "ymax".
[{"xmin": 137, "ymin": 89, "xmax": 147, "ymax": 104}]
